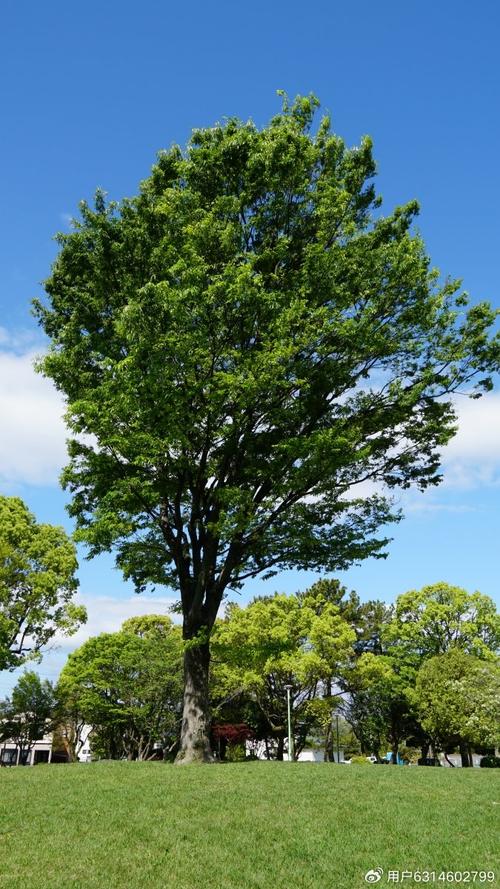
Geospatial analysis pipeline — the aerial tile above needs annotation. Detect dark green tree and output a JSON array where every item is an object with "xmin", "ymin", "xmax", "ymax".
[
  {"xmin": 0, "ymin": 496, "xmax": 86, "ymax": 671},
  {"xmin": 57, "ymin": 615, "xmax": 183, "ymax": 760},
  {"xmin": 0, "ymin": 671, "xmax": 55, "ymax": 765},
  {"xmin": 35, "ymin": 94, "xmax": 500, "ymax": 762}
]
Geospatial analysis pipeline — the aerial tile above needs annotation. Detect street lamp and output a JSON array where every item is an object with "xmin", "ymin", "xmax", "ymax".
[{"xmin": 284, "ymin": 684, "xmax": 293, "ymax": 762}]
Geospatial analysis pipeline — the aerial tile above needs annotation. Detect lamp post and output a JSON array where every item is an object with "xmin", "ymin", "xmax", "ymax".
[{"xmin": 284, "ymin": 684, "xmax": 293, "ymax": 762}]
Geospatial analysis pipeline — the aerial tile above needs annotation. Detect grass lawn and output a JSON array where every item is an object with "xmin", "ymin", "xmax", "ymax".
[{"xmin": 0, "ymin": 761, "xmax": 498, "ymax": 889}]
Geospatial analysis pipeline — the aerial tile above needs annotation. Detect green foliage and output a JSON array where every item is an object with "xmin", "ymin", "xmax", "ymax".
[
  {"xmin": 34, "ymin": 94, "xmax": 500, "ymax": 648},
  {"xmin": 0, "ymin": 671, "xmax": 56, "ymax": 761},
  {"xmin": 224, "ymin": 742, "xmax": 247, "ymax": 763},
  {"xmin": 479, "ymin": 755, "xmax": 500, "ymax": 768},
  {"xmin": 57, "ymin": 616, "xmax": 183, "ymax": 759},
  {"xmin": 212, "ymin": 586, "xmax": 355, "ymax": 756},
  {"xmin": 413, "ymin": 649, "xmax": 500, "ymax": 749},
  {"xmin": 399, "ymin": 744, "xmax": 421, "ymax": 764},
  {"xmin": 341, "ymin": 651, "xmax": 416, "ymax": 758},
  {"xmin": 348, "ymin": 755, "xmax": 372, "ymax": 765},
  {"xmin": 385, "ymin": 583, "xmax": 500, "ymax": 663},
  {"xmin": 341, "ymin": 582, "xmax": 500, "ymax": 759},
  {"xmin": 0, "ymin": 496, "xmax": 85, "ymax": 671}
]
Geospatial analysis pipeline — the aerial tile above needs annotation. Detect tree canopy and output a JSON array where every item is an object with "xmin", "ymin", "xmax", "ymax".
[
  {"xmin": 57, "ymin": 615, "xmax": 183, "ymax": 760},
  {"xmin": 0, "ymin": 496, "xmax": 86, "ymax": 671},
  {"xmin": 414, "ymin": 649, "xmax": 500, "ymax": 753},
  {"xmin": 35, "ymin": 93, "xmax": 500, "ymax": 761},
  {"xmin": 0, "ymin": 671, "xmax": 55, "ymax": 764},
  {"xmin": 212, "ymin": 587, "xmax": 354, "ymax": 758},
  {"xmin": 385, "ymin": 582, "xmax": 500, "ymax": 662}
]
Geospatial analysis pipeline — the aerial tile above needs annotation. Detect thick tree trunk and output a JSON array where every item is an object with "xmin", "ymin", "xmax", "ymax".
[
  {"xmin": 175, "ymin": 639, "xmax": 215, "ymax": 764},
  {"xmin": 459, "ymin": 740, "xmax": 471, "ymax": 767}
]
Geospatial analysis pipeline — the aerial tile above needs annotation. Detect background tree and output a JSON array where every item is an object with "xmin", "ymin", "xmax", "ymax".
[
  {"xmin": 212, "ymin": 590, "xmax": 355, "ymax": 759},
  {"xmin": 414, "ymin": 650, "xmax": 500, "ymax": 767},
  {"xmin": 385, "ymin": 582, "xmax": 500, "ymax": 663},
  {"xmin": 57, "ymin": 615, "xmax": 183, "ymax": 760},
  {"xmin": 35, "ymin": 94, "xmax": 500, "ymax": 762},
  {"xmin": 342, "ymin": 583, "xmax": 499, "ymax": 764},
  {"xmin": 341, "ymin": 652, "xmax": 417, "ymax": 764},
  {"xmin": 0, "ymin": 671, "xmax": 55, "ymax": 765},
  {"xmin": 51, "ymin": 690, "xmax": 88, "ymax": 763},
  {"xmin": 0, "ymin": 496, "xmax": 86, "ymax": 671}
]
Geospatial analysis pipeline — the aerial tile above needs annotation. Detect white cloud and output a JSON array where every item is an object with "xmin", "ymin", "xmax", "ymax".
[
  {"xmin": 53, "ymin": 592, "xmax": 180, "ymax": 652},
  {"xmin": 402, "ymin": 497, "xmax": 477, "ymax": 514},
  {"xmin": 0, "ymin": 348, "xmax": 68, "ymax": 486},
  {"xmin": 440, "ymin": 393, "xmax": 500, "ymax": 488}
]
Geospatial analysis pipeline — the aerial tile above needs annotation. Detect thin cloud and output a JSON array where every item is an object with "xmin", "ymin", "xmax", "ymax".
[
  {"xmin": 0, "ymin": 348, "xmax": 67, "ymax": 486},
  {"xmin": 53, "ymin": 592, "xmax": 180, "ymax": 652}
]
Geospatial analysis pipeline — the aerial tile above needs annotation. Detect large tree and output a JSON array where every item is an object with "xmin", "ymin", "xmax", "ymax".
[
  {"xmin": 384, "ymin": 583, "xmax": 500, "ymax": 664},
  {"xmin": 34, "ymin": 94, "xmax": 500, "ymax": 762},
  {"xmin": 0, "ymin": 496, "xmax": 86, "ymax": 671},
  {"xmin": 57, "ymin": 615, "xmax": 183, "ymax": 760}
]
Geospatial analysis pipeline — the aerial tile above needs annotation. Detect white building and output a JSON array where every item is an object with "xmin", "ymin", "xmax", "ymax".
[
  {"xmin": 0, "ymin": 733, "xmax": 53, "ymax": 766},
  {"xmin": 246, "ymin": 739, "xmax": 345, "ymax": 762},
  {"xmin": 0, "ymin": 724, "xmax": 93, "ymax": 766}
]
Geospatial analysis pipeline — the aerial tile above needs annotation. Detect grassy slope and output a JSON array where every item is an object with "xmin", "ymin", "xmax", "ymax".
[{"xmin": 0, "ymin": 762, "xmax": 498, "ymax": 889}]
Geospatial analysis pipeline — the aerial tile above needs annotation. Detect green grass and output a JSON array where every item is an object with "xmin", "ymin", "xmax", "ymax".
[{"xmin": 0, "ymin": 762, "xmax": 498, "ymax": 889}]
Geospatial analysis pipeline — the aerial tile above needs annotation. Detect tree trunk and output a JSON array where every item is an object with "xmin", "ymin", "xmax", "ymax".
[
  {"xmin": 276, "ymin": 736, "xmax": 284, "ymax": 761},
  {"xmin": 175, "ymin": 639, "xmax": 214, "ymax": 764},
  {"xmin": 324, "ymin": 723, "xmax": 332, "ymax": 762},
  {"xmin": 459, "ymin": 739, "xmax": 470, "ymax": 767}
]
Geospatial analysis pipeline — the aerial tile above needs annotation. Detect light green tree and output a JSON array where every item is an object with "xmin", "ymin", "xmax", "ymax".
[
  {"xmin": 414, "ymin": 649, "xmax": 500, "ymax": 766},
  {"xmin": 0, "ymin": 496, "xmax": 86, "ymax": 671},
  {"xmin": 385, "ymin": 583, "xmax": 500, "ymax": 664},
  {"xmin": 35, "ymin": 94, "xmax": 500, "ymax": 761},
  {"xmin": 212, "ymin": 591, "xmax": 355, "ymax": 759},
  {"xmin": 343, "ymin": 584, "xmax": 499, "ymax": 763}
]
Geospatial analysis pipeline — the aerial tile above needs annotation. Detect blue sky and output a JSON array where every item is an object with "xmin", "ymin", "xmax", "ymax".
[{"xmin": 1, "ymin": 0, "xmax": 499, "ymax": 691}]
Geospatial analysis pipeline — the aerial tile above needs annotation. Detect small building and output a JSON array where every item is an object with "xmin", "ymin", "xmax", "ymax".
[
  {"xmin": 0, "ymin": 724, "xmax": 93, "ymax": 766},
  {"xmin": 246, "ymin": 739, "xmax": 345, "ymax": 762},
  {"xmin": 0, "ymin": 733, "xmax": 54, "ymax": 766}
]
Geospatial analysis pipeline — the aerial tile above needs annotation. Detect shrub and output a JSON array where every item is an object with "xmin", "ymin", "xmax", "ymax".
[
  {"xmin": 349, "ymin": 755, "xmax": 372, "ymax": 766},
  {"xmin": 225, "ymin": 743, "xmax": 247, "ymax": 763},
  {"xmin": 479, "ymin": 755, "xmax": 500, "ymax": 768}
]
